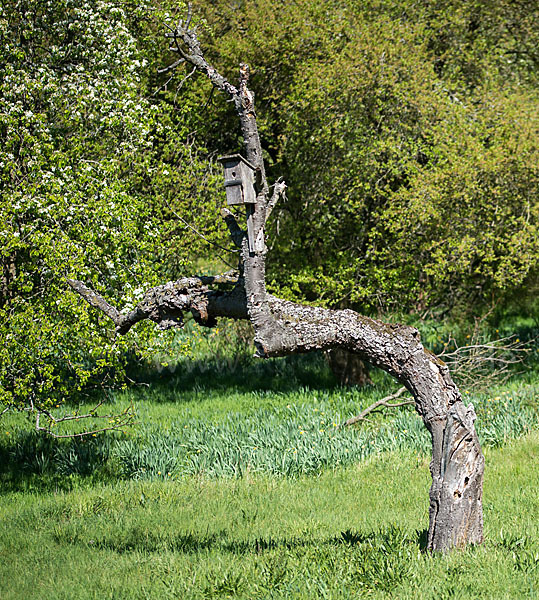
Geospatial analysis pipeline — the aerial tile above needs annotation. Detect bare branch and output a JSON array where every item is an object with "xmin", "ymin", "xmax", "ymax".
[
  {"xmin": 157, "ymin": 58, "xmax": 185, "ymax": 74},
  {"xmin": 265, "ymin": 178, "xmax": 287, "ymax": 224},
  {"xmin": 68, "ymin": 276, "xmax": 248, "ymax": 335},
  {"xmin": 174, "ymin": 65, "xmax": 197, "ymax": 99},
  {"xmin": 152, "ymin": 73, "xmax": 175, "ymax": 96},
  {"xmin": 33, "ymin": 398, "xmax": 135, "ymax": 439},
  {"xmin": 438, "ymin": 332, "xmax": 533, "ymax": 392},
  {"xmin": 66, "ymin": 279, "xmax": 121, "ymax": 324},
  {"xmin": 185, "ymin": 1, "xmax": 193, "ymax": 29},
  {"xmin": 220, "ymin": 207, "xmax": 245, "ymax": 248},
  {"xmin": 343, "ymin": 387, "xmax": 413, "ymax": 427},
  {"xmin": 35, "ymin": 412, "xmax": 134, "ymax": 439},
  {"xmin": 167, "ymin": 18, "xmax": 239, "ymax": 99},
  {"xmin": 165, "ymin": 198, "xmax": 238, "ymax": 256}
]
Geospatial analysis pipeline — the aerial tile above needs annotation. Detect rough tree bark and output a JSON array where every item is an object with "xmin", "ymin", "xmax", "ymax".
[{"xmin": 67, "ymin": 13, "xmax": 484, "ymax": 552}]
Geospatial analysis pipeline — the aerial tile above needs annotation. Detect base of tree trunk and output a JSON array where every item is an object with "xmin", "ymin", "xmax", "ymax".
[
  {"xmin": 427, "ymin": 402, "xmax": 484, "ymax": 550},
  {"xmin": 326, "ymin": 348, "xmax": 372, "ymax": 386}
]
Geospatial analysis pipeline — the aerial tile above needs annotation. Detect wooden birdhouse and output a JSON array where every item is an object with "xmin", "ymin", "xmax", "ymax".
[{"xmin": 218, "ymin": 154, "xmax": 256, "ymax": 206}]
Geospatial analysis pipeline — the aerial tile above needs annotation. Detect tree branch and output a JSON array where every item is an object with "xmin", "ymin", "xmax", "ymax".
[
  {"xmin": 167, "ymin": 19, "xmax": 239, "ymax": 100},
  {"xmin": 343, "ymin": 387, "xmax": 413, "ymax": 427},
  {"xmin": 265, "ymin": 178, "xmax": 287, "ymax": 224},
  {"xmin": 438, "ymin": 332, "xmax": 533, "ymax": 392},
  {"xmin": 220, "ymin": 207, "xmax": 245, "ymax": 248},
  {"xmin": 67, "ymin": 276, "xmax": 247, "ymax": 335},
  {"xmin": 35, "ymin": 403, "xmax": 134, "ymax": 439},
  {"xmin": 66, "ymin": 279, "xmax": 121, "ymax": 324}
]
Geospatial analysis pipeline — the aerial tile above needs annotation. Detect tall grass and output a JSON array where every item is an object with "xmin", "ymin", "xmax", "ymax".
[
  {"xmin": 0, "ymin": 328, "xmax": 538, "ymax": 599},
  {"xmin": 1, "ymin": 365, "xmax": 537, "ymax": 484}
]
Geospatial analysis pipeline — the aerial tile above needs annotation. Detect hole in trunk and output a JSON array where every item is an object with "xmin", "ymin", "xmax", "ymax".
[
  {"xmin": 454, "ymin": 490, "xmax": 462, "ymax": 498},
  {"xmin": 464, "ymin": 477, "xmax": 469, "ymax": 486}
]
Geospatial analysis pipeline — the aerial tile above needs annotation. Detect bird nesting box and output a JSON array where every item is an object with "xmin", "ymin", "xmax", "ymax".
[{"xmin": 218, "ymin": 154, "xmax": 256, "ymax": 206}]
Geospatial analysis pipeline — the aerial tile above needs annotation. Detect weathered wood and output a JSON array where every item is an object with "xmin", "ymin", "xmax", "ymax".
[{"xmin": 246, "ymin": 204, "xmax": 256, "ymax": 254}]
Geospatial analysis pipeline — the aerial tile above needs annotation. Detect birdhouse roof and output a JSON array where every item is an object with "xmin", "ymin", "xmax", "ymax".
[{"xmin": 218, "ymin": 154, "xmax": 256, "ymax": 171}]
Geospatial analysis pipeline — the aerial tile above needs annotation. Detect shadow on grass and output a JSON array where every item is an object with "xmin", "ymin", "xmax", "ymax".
[
  {"xmin": 416, "ymin": 527, "xmax": 430, "ymax": 551},
  {"xmin": 0, "ymin": 354, "xmax": 400, "ymax": 494},
  {"xmin": 125, "ymin": 352, "xmax": 341, "ymax": 400},
  {"xmin": 56, "ymin": 525, "xmax": 421, "ymax": 591},
  {"xmin": 0, "ymin": 429, "xmax": 118, "ymax": 494},
  {"xmin": 62, "ymin": 524, "xmax": 423, "ymax": 557},
  {"xmin": 0, "ymin": 353, "xmax": 359, "ymax": 493}
]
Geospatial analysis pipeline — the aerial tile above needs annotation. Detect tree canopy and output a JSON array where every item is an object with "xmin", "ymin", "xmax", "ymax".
[
  {"xmin": 1, "ymin": 0, "xmax": 538, "ymax": 418},
  {"xmin": 186, "ymin": 0, "xmax": 538, "ymax": 315}
]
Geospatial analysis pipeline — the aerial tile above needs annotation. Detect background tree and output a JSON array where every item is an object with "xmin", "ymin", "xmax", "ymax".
[
  {"xmin": 3, "ymin": 0, "xmax": 537, "ymax": 417},
  {"xmin": 0, "ymin": 0, "xmax": 224, "ymax": 426},
  {"xmin": 182, "ymin": 0, "xmax": 539, "ymax": 318}
]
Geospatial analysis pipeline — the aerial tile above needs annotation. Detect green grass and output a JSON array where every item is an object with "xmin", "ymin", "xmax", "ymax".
[
  {"xmin": 1, "ymin": 349, "xmax": 538, "ymax": 598},
  {"xmin": 1, "ymin": 357, "xmax": 537, "ymax": 484},
  {"xmin": 1, "ymin": 435, "xmax": 538, "ymax": 599}
]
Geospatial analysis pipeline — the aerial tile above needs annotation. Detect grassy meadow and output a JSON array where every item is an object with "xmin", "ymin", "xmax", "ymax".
[{"xmin": 1, "ymin": 323, "xmax": 538, "ymax": 599}]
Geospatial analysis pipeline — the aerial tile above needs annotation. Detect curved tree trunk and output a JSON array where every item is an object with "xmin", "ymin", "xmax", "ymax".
[
  {"xmin": 67, "ymin": 13, "xmax": 484, "ymax": 552},
  {"xmin": 249, "ymin": 295, "xmax": 485, "ymax": 551},
  {"xmin": 69, "ymin": 275, "xmax": 484, "ymax": 551}
]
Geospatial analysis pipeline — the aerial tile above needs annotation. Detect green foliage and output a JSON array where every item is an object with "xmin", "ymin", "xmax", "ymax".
[
  {"xmin": 0, "ymin": 1, "xmax": 226, "ymax": 415},
  {"xmin": 190, "ymin": 0, "xmax": 539, "ymax": 315},
  {"xmin": 2, "ymin": 0, "xmax": 538, "ymax": 420}
]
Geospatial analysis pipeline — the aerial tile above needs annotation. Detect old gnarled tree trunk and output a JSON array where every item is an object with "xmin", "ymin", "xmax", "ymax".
[{"xmin": 68, "ymin": 14, "xmax": 484, "ymax": 552}]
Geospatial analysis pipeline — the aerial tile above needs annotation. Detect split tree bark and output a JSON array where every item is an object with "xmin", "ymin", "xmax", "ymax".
[{"xmin": 67, "ymin": 14, "xmax": 484, "ymax": 552}]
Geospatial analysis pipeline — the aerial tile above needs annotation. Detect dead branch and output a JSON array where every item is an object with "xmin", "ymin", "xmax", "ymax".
[
  {"xmin": 165, "ymin": 17, "xmax": 239, "ymax": 100},
  {"xmin": 164, "ymin": 198, "xmax": 238, "ymax": 272},
  {"xmin": 343, "ymin": 331, "xmax": 533, "ymax": 426},
  {"xmin": 438, "ymin": 332, "xmax": 533, "ymax": 392},
  {"xmin": 67, "ymin": 275, "xmax": 247, "ymax": 335},
  {"xmin": 343, "ymin": 387, "xmax": 413, "ymax": 427},
  {"xmin": 221, "ymin": 207, "xmax": 245, "ymax": 248},
  {"xmin": 35, "ymin": 402, "xmax": 135, "ymax": 439},
  {"xmin": 265, "ymin": 178, "xmax": 287, "ymax": 224},
  {"xmin": 157, "ymin": 57, "xmax": 185, "ymax": 74},
  {"xmin": 66, "ymin": 279, "xmax": 121, "ymax": 323}
]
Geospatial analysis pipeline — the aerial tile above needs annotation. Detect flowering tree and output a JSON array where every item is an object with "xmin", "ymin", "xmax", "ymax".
[{"xmin": 0, "ymin": 1, "xmax": 220, "ymax": 431}]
